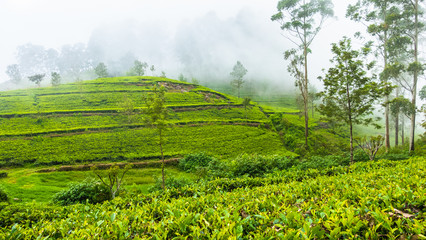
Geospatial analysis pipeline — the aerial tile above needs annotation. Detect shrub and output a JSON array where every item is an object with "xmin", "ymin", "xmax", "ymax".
[
  {"xmin": 206, "ymin": 158, "xmax": 232, "ymax": 178},
  {"xmin": 0, "ymin": 187, "xmax": 8, "ymax": 202},
  {"xmin": 52, "ymin": 179, "xmax": 111, "ymax": 206},
  {"xmin": 298, "ymin": 155, "xmax": 347, "ymax": 170},
  {"xmin": 148, "ymin": 175, "xmax": 192, "ymax": 192},
  {"xmin": 0, "ymin": 172, "xmax": 7, "ymax": 179},
  {"xmin": 178, "ymin": 153, "xmax": 215, "ymax": 172},
  {"xmin": 231, "ymin": 154, "xmax": 296, "ymax": 178}
]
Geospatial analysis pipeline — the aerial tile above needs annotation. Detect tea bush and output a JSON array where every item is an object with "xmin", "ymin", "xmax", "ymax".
[
  {"xmin": 178, "ymin": 152, "xmax": 215, "ymax": 172},
  {"xmin": 148, "ymin": 175, "xmax": 193, "ymax": 192},
  {"xmin": 52, "ymin": 179, "xmax": 111, "ymax": 205},
  {"xmin": 0, "ymin": 187, "xmax": 8, "ymax": 202},
  {"xmin": 231, "ymin": 154, "xmax": 296, "ymax": 177}
]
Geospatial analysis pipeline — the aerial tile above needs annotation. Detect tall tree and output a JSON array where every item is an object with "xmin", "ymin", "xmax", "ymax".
[
  {"xmin": 5, "ymin": 64, "xmax": 22, "ymax": 84},
  {"xmin": 318, "ymin": 38, "xmax": 387, "ymax": 164},
  {"xmin": 389, "ymin": 96, "xmax": 416, "ymax": 145},
  {"xmin": 50, "ymin": 72, "xmax": 61, "ymax": 87},
  {"xmin": 230, "ymin": 61, "xmax": 248, "ymax": 98},
  {"xmin": 94, "ymin": 62, "xmax": 109, "ymax": 78},
  {"xmin": 346, "ymin": 0, "xmax": 410, "ymax": 151},
  {"xmin": 143, "ymin": 84, "xmax": 169, "ymax": 190},
  {"xmin": 400, "ymin": 0, "xmax": 425, "ymax": 151},
  {"xmin": 272, "ymin": 0, "xmax": 334, "ymax": 148},
  {"xmin": 28, "ymin": 74, "xmax": 45, "ymax": 87},
  {"xmin": 131, "ymin": 60, "xmax": 148, "ymax": 76}
]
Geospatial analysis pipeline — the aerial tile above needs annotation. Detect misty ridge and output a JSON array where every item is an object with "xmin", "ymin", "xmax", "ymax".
[{"xmin": 1, "ymin": 8, "xmax": 291, "ymax": 93}]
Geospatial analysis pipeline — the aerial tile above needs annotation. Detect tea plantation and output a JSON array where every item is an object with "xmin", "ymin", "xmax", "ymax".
[
  {"xmin": 0, "ymin": 77, "xmax": 424, "ymax": 239},
  {"xmin": 0, "ymin": 157, "xmax": 424, "ymax": 239},
  {"xmin": 0, "ymin": 76, "xmax": 294, "ymax": 167}
]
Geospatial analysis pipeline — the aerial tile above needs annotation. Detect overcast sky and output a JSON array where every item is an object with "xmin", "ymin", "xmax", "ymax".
[{"xmin": 0, "ymin": 0, "xmax": 366, "ymax": 85}]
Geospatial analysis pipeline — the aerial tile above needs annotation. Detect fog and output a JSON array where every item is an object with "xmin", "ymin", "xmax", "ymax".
[{"xmin": 0, "ymin": 0, "xmax": 367, "ymax": 91}]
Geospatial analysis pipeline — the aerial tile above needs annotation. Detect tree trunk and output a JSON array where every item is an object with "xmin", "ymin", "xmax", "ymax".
[
  {"xmin": 303, "ymin": 44, "xmax": 309, "ymax": 149},
  {"xmin": 395, "ymin": 88, "xmax": 399, "ymax": 146},
  {"xmin": 384, "ymin": 30, "xmax": 390, "ymax": 151},
  {"xmin": 401, "ymin": 117, "xmax": 405, "ymax": 145},
  {"xmin": 409, "ymin": 0, "xmax": 418, "ymax": 152},
  {"xmin": 346, "ymin": 82, "xmax": 354, "ymax": 164}
]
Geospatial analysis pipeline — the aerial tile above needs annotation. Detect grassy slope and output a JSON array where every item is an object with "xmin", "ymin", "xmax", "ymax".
[{"xmin": 0, "ymin": 76, "xmax": 296, "ymax": 202}]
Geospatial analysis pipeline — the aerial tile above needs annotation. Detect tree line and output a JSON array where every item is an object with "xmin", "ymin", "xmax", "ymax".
[
  {"xmin": 5, "ymin": 43, "xmax": 161, "ymax": 87},
  {"xmin": 272, "ymin": 0, "xmax": 424, "ymax": 156}
]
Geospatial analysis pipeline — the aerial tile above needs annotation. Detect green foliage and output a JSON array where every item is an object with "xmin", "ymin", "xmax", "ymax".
[
  {"xmin": 0, "ymin": 187, "xmax": 8, "ymax": 202},
  {"xmin": 94, "ymin": 62, "xmax": 108, "ymax": 78},
  {"xmin": 230, "ymin": 61, "xmax": 248, "ymax": 98},
  {"xmin": 28, "ymin": 74, "xmax": 45, "ymax": 87},
  {"xmin": 178, "ymin": 152, "xmax": 215, "ymax": 172},
  {"xmin": 92, "ymin": 164, "xmax": 133, "ymax": 199},
  {"xmin": 52, "ymin": 179, "xmax": 111, "ymax": 206},
  {"xmin": 0, "ymin": 172, "xmax": 7, "ymax": 179},
  {"xmin": 50, "ymin": 72, "xmax": 61, "ymax": 86},
  {"xmin": 148, "ymin": 175, "xmax": 193, "ymax": 192},
  {"xmin": 0, "ymin": 157, "xmax": 424, "ymax": 238},
  {"xmin": 178, "ymin": 73, "xmax": 188, "ymax": 82},
  {"xmin": 318, "ymin": 37, "xmax": 388, "ymax": 163},
  {"xmin": 390, "ymin": 96, "xmax": 416, "ymax": 118},
  {"xmin": 143, "ymin": 83, "xmax": 169, "ymax": 190},
  {"xmin": 128, "ymin": 60, "xmax": 148, "ymax": 76},
  {"xmin": 231, "ymin": 154, "xmax": 296, "ymax": 178},
  {"xmin": 298, "ymin": 155, "xmax": 349, "ymax": 170}
]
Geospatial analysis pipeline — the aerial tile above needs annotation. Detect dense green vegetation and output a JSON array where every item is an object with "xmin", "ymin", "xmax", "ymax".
[
  {"xmin": 0, "ymin": 76, "xmax": 424, "ymax": 239},
  {"xmin": 0, "ymin": 77, "xmax": 293, "ymax": 167},
  {"xmin": 0, "ymin": 157, "xmax": 424, "ymax": 239}
]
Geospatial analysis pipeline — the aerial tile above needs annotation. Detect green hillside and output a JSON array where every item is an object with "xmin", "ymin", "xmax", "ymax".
[{"xmin": 0, "ymin": 76, "xmax": 295, "ymax": 167}]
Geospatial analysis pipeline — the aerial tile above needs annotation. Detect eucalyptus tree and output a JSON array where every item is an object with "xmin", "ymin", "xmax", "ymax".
[
  {"xmin": 271, "ymin": 0, "xmax": 334, "ymax": 148},
  {"xmin": 318, "ymin": 38, "xmax": 387, "ymax": 164},
  {"xmin": 346, "ymin": 0, "xmax": 423, "ymax": 151},
  {"xmin": 390, "ymin": 96, "xmax": 416, "ymax": 145},
  {"xmin": 397, "ymin": 0, "xmax": 425, "ymax": 151},
  {"xmin": 230, "ymin": 61, "xmax": 248, "ymax": 98}
]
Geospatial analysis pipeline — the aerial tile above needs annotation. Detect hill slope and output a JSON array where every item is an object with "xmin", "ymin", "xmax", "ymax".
[{"xmin": 0, "ymin": 77, "xmax": 295, "ymax": 167}]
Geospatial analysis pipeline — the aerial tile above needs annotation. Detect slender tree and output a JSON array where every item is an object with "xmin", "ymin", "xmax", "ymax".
[
  {"xmin": 143, "ymin": 84, "xmax": 169, "ymax": 190},
  {"xmin": 6, "ymin": 64, "xmax": 22, "ymax": 84},
  {"xmin": 94, "ymin": 62, "xmax": 109, "ymax": 78},
  {"xmin": 230, "ymin": 61, "xmax": 248, "ymax": 98},
  {"xmin": 272, "ymin": 0, "xmax": 334, "ymax": 148},
  {"xmin": 346, "ymin": 0, "xmax": 414, "ymax": 151},
  {"xmin": 400, "ymin": 0, "xmax": 425, "ymax": 151},
  {"xmin": 318, "ymin": 38, "xmax": 387, "ymax": 164},
  {"xmin": 92, "ymin": 164, "xmax": 133, "ymax": 199},
  {"xmin": 51, "ymin": 72, "xmax": 61, "ymax": 86}
]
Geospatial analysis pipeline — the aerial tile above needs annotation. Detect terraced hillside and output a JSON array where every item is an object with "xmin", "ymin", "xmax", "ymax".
[{"xmin": 0, "ymin": 77, "xmax": 294, "ymax": 167}]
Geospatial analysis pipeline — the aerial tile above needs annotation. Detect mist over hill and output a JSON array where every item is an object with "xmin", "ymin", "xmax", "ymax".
[{"xmin": 87, "ymin": 8, "xmax": 290, "ymax": 85}]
